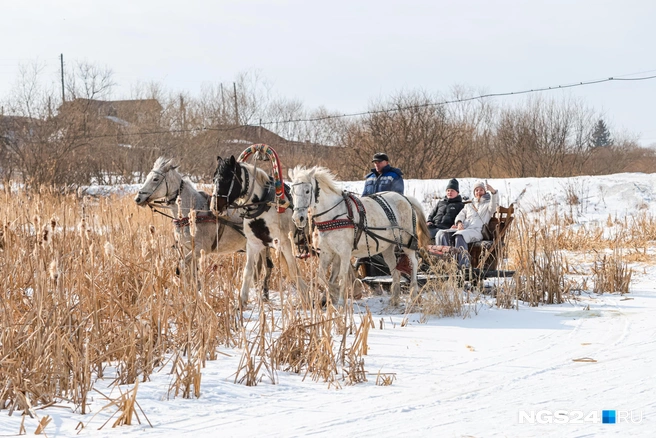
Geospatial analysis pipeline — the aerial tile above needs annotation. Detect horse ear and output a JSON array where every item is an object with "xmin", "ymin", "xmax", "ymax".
[
  {"xmin": 216, "ymin": 155, "xmax": 222, "ymax": 163},
  {"xmin": 161, "ymin": 159, "xmax": 172, "ymax": 172},
  {"xmin": 229, "ymin": 156, "xmax": 236, "ymax": 167},
  {"xmin": 308, "ymin": 168, "xmax": 316, "ymax": 179}
]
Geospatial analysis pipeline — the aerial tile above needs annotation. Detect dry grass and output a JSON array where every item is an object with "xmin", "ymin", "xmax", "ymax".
[
  {"xmin": 592, "ymin": 247, "xmax": 632, "ymax": 295},
  {"xmin": 0, "ymin": 187, "xmax": 376, "ymax": 424},
  {"xmin": 503, "ymin": 205, "xmax": 653, "ymax": 306},
  {"xmin": 0, "ymin": 189, "xmax": 364, "ymax": 417},
  {"xmin": 418, "ymin": 256, "xmax": 470, "ymax": 318},
  {"xmin": 508, "ymin": 213, "xmax": 572, "ymax": 306},
  {"xmin": 235, "ymin": 299, "xmax": 374, "ymax": 390},
  {"xmin": 2, "ymin": 184, "xmax": 653, "ymax": 426}
]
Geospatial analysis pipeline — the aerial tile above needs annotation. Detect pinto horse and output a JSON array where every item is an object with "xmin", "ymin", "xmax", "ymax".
[
  {"xmin": 211, "ymin": 155, "xmax": 308, "ymax": 307},
  {"xmin": 289, "ymin": 166, "xmax": 430, "ymax": 306}
]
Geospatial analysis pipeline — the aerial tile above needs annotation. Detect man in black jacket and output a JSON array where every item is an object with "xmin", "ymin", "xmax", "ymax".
[{"xmin": 427, "ymin": 178, "xmax": 465, "ymax": 242}]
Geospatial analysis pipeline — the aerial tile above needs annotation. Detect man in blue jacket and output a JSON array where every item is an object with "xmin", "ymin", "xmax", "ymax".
[
  {"xmin": 358, "ymin": 153, "xmax": 406, "ymax": 280},
  {"xmin": 362, "ymin": 153, "xmax": 404, "ymax": 196}
]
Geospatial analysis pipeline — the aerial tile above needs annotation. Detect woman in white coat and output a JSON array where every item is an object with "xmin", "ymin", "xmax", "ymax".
[{"xmin": 439, "ymin": 181, "xmax": 498, "ymax": 268}]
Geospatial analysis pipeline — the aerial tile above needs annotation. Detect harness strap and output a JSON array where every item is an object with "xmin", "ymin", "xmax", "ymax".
[
  {"xmin": 173, "ymin": 214, "xmax": 245, "ymax": 237},
  {"xmin": 345, "ymin": 192, "xmax": 366, "ymax": 251},
  {"xmin": 239, "ymin": 166, "xmax": 250, "ymax": 198},
  {"xmin": 370, "ymin": 194, "xmax": 398, "ymax": 227},
  {"xmin": 313, "ymin": 191, "xmax": 420, "ymax": 253},
  {"xmin": 173, "ymin": 214, "xmax": 220, "ymax": 229},
  {"xmin": 152, "ymin": 178, "xmax": 184, "ymax": 207},
  {"xmin": 241, "ymin": 183, "xmax": 274, "ymax": 219},
  {"xmin": 370, "ymin": 194, "xmax": 401, "ymax": 252},
  {"xmin": 149, "ymin": 204, "xmax": 176, "ymax": 220},
  {"xmin": 314, "ymin": 218, "xmax": 355, "ymax": 232}
]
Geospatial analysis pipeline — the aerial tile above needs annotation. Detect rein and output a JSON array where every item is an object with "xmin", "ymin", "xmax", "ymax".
[
  {"xmin": 172, "ymin": 213, "xmax": 245, "ymax": 237},
  {"xmin": 148, "ymin": 204, "xmax": 176, "ymax": 220}
]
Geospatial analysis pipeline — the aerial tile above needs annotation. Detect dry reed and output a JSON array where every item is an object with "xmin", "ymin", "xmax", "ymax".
[
  {"xmin": 0, "ymin": 190, "xmax": 239, "ymax": 418},
  {"xmin": 592, "ymin": 247, "xmax": 632, "ymax": 294}
]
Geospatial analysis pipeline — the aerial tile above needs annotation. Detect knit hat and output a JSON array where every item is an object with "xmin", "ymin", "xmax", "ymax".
[
  {"xmin": 473, "ymin": 181, "xmax": 486, "ymax": 192},
  {"xmin": 446, "ymin": 178, "xmax": 459, "ymax": 193}
]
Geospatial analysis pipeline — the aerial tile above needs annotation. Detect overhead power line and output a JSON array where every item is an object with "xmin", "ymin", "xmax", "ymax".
[
  {"xmin": 255, "ymin": 74, "xmax": 656, "ymax": 126},
  {"xmin": 32, "ymin": 72, "xmax": 656, "ymax": 140}
]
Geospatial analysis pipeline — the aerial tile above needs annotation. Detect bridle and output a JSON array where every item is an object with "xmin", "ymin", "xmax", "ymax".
[
  {"xmin": 139, "ymin": 169, "xmax": 183, "ymax": 207},
  {"xmin": 291, "ymin": 179, "xmax": 319, "ymax": 214},
  {"xmin": 291, "ymin": 178, "xmax": 344, "ymax": 222},
  {"xmin": 213, "ymin": 162, "xmax": 251, "ymax": 211},
  {"xmin": 138, "ymin": 168, "xmax": 184, "ymax": 219}
]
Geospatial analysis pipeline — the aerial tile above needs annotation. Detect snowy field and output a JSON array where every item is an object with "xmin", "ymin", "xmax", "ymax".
[{"xmin": 2, "ymin": 173, "xmax": 656, "ymax": 437}]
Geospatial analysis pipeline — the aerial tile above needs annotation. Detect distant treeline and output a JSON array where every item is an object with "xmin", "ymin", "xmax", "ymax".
[{"xmin": 1, "ymin": 64, "xmax": 652, "ymax": 188}]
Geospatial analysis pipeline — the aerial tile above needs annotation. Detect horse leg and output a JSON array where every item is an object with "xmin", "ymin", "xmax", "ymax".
[
  {"xmin": 240, "ymin": 244, "xmax": 258, "ymax": 307},
  {"xmin": 345, "ymin": 263, "xmax": 363, "ymax": 300},
  {"xmin": 254, "ymin": 248, "xmax": 272, "ymax": 301},
  {"xmin": 404, "ymin": 248, "xmax": 420, "ymax": 301},
  {"xmin": 335, "ymin": 255, "xmax": 355, "ymax": 307},
  {"xmin": 261, "ymin": 247, "xmax": 273, "ymax": 301},
  {"xmin": 280, "ymin": 238, "xmax": 309, "ymax": 303},
  {"xmin": 381, "ymin": 247, "xmax": 401, "ymax": 306},
  {"xmin": 319, "ymin": 251, "xmax": 339, "ymax": 306}
]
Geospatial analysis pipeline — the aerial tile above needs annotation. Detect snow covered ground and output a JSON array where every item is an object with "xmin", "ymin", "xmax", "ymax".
[{"xmin": 3, "ymin": 173, "xmax": 656, "ymax": 437}]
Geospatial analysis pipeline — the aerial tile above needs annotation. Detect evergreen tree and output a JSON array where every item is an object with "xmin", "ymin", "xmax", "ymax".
[{"xmin": 591, "ymin": 119, "xmax": 612, "ymax": 148}]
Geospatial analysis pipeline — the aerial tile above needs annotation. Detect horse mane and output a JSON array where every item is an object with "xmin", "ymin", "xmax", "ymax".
[
  {"xmin": 152, "ymin": 157, "xmax": 196, "ymax": 190},
  {"xmin": 292, "ymin": 166, "xmax": 342, "ymax": 195},
  {"xmin": 153, "ymin": 156, "xmax": 175, "ymax": 172},
  {"xmin": 240, "ymin": 162, "xmax": 271, "ymax": 188}
]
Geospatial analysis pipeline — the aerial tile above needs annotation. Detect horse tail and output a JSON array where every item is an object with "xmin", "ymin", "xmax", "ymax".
[{"xmin": 406, "ymin": 196, "xmax": 431, "ymax": 249}]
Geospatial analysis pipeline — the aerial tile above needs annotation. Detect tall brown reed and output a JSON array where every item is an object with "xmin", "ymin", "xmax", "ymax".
[
  {"xmin": 592, "ymin": 247, "xmax": 632, "ymax": 295},
  {"xmin": 0, "ymin": 190, "xmax": 240, "ymax": 419},
  {"xmin": 509, "ymin": 212, "xmax": 570, "ymax": 306}
]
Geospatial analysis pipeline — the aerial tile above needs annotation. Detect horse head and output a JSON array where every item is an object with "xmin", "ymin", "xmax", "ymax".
[
  {"xmin": 289, "ymin": 166, "xmax": 317, "ymax": 230},
  {"xmin": 211, "ymin": 155, "xmax": 244, "ymax": 214},
  {"xmin": 135, "ymin": 158, "xmax": 180, "ymax": 206}
]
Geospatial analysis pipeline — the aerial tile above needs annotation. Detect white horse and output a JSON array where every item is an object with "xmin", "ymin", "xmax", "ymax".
[
  {"xmin": 288, "ymin": 166, "xmax": 430, "ymax": 306},
  {"xmin": 211, "ymin": 155, "xmax": 308, "ymax": 307},
  {"xmin": 134, "ymin": 157, "xmax": 272, "ymax": 296}
]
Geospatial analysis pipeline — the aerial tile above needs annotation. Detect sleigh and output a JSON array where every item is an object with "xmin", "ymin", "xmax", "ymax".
[{"xmin": 360, "ymin": 204, "xmax": 516, "ymax": 288}]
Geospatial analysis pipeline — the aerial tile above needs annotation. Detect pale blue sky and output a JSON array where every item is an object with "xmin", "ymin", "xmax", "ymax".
[{"xmin": 2, "ymin": 0, "xmax": 655, "ymax": 144}]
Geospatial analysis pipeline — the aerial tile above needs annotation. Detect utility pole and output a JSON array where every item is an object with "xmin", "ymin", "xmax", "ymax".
[
  {"xmin": 220, "ymin": 83, "xmax": 225, "ymax": 122},
  {"xmin": 233, "ymin": 82, "xmax": 239, "ymax": 126},
  {"xmin": 60, "ymin": 54, "xmax": 65, "ymax": 103}
]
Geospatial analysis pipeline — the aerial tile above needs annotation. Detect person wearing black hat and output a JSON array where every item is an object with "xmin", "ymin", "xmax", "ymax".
[
  {"xmin": 362, "ymin": 152, "xmax": 404, "ymax": 196},
  {"xmin": 426, "ymin": 178, "xmax": 465, "ymax": 242}
]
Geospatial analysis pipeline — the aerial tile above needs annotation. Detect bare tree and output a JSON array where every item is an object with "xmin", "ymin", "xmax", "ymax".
[
  {"xmin": 338, "ymin": 90, "xmax": 484, "ymax": 180},
  {"xmin": 65, "ymin": 61, "xmax": 115, "ymax": 101},
  {"xmin": 491, "ymin": 97, "xmax": 597, "ymax": 177}
]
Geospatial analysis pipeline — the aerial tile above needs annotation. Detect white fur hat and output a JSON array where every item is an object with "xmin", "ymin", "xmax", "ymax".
[{"xmin": 473, "ymin": 181, "xmax": 486, "ymax": 192}]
